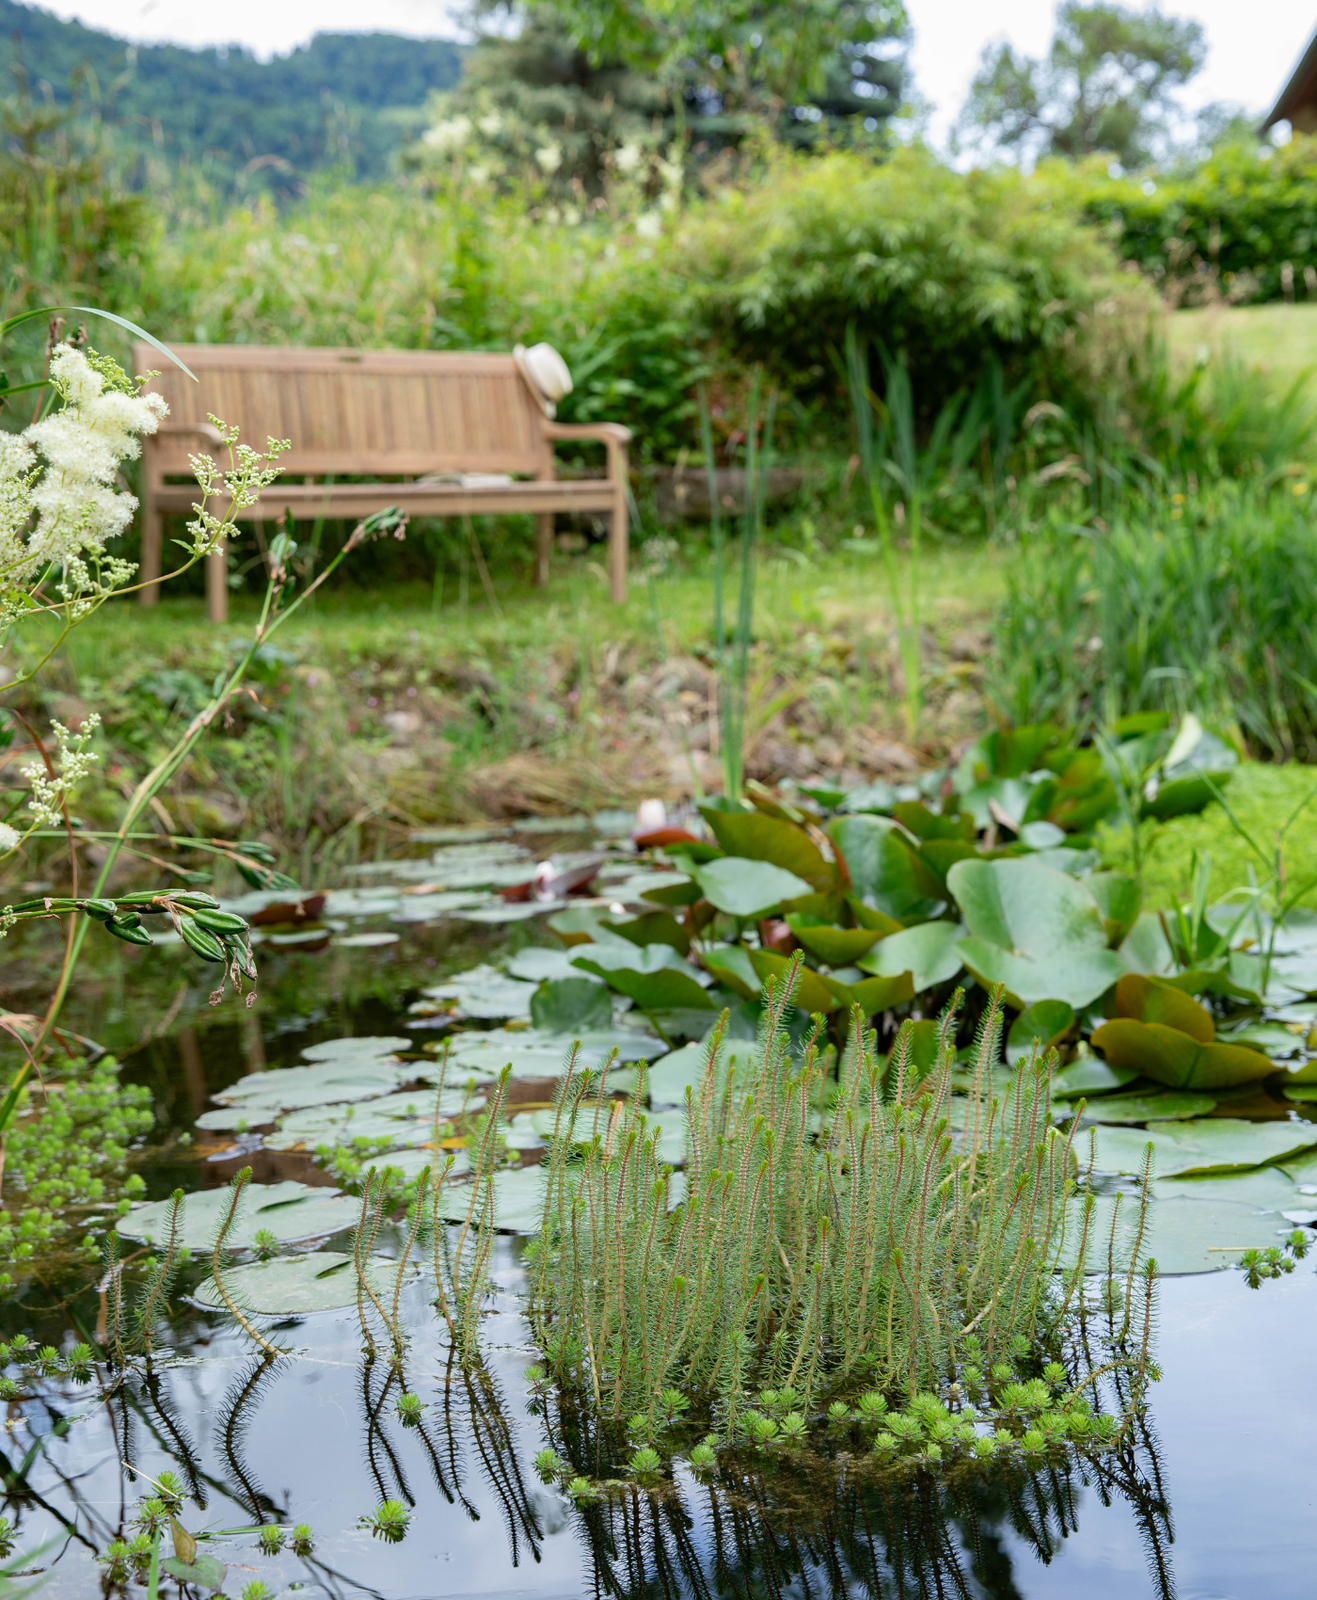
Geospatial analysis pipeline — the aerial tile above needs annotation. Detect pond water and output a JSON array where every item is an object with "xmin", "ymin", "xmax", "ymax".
[{"xmin": 4, "ymin": 819, "xmax": 1316, "ymax": 1599}]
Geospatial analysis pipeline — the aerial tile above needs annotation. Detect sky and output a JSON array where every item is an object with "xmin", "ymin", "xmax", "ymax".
[{"xmin": 35, "ymin": 0, "xmax": 1317, "ymax": 149}]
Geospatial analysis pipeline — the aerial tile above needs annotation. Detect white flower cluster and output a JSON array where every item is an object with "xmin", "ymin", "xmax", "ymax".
[
  {"xmin": 424, "ymin": 114, "xmax": 473, "ymax": 154},
  {"xmin": 21, "ymin": 713, "xmax": 101, "ymax": 828},
  {"xmin": 0, "ymin": 345, "xmax": 167, "ymax": 614},
  {"xmin": 187, "ymin": 417, "xmax": 290, "ymax": 556},
  {"xmin": 0, "ymin": 822, "xmax": 20, "ymax": 856}
]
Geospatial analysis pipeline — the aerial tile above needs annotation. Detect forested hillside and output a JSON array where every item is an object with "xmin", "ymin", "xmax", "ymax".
[{"xmin": 0, "ymin": 0, "xmax": 463, "ymax": 187}]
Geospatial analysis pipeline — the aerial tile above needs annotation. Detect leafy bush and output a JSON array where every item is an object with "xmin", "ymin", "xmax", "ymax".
[{"xmin": 1081, "ymin": 135, "xmax": 1317, "ymax": 306}]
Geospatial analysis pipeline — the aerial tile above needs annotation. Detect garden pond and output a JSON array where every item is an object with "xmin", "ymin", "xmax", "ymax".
[{"xmin": 4, "ymin": 811, "xmax": 1317, "ymax": 1599}]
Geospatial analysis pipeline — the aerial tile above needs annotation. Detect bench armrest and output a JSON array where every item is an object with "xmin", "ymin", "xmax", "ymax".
[{"xmin": 543, "ymin": 421, "xmax": 633, "ymax": 446}]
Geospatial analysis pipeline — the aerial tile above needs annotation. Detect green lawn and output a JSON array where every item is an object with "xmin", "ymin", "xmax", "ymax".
[{"xmin": 1165, "ymin": 303, "xmax": 1317, "ymax": 388}]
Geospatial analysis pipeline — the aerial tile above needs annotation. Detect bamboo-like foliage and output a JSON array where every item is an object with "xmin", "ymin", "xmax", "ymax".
[{"xmin": 529, "ymin": 964, "xmax": 1103, "ymax": 1425}]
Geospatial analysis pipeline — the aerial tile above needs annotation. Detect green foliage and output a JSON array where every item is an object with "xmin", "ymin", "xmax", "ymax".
[
  {"xmin": 0, "ymin": 0, "xmax": 463, "ymax": 194},
  {"xmin": 359, "ymin": 1499, "xmax": 410, "ymax": 1542},
  {"xmin": 961, "ymin": 1, "xmax": 1205, "ymax": 169},
  {"xmin": 1085, "ymin": 134, "xmax": 1317, "ymax": 305},
  {"xmin": 991, "ymin": 482, "xmax": 1317, "ymax": 757},
  {"xmin": 0, "ymin": 1053, "xmax": 152, "ymax": 1287}
]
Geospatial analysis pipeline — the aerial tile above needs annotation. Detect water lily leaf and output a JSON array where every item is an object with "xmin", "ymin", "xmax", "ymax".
[
  {"xmin": 699, "ymin": 809, "xmax": 834, "ymax": 891},
  {"xmin": 119, "ymin": 1181, "xmax": 360, "ymax": 1250},
  {"xmin": 786, "ymin": 917, "xmax": 883, "ymax": 964},
  {"xmin": 858, "ymin": 921, "xmax": 964, "ymax": 991},
  {"xmin": 827, "ymin": 815, "xmax": 944, "ymax": 920},
  {"xmin": 334, "ymin": 931, "xmax": 401, "ymax": 948},
  {"xmin": 1140, "ymin": 770, "xmax": 1232, "ymax": 821},
  {"xmin": 842, "ymin": 972, "xmax": 918, "ymax": 1013},
  {"xmin": 700, "ymin": 945, "xmax": 762, "ymax": 999},
  {"xmin": 1090, "ymin": 1117, "xmax": 1317, "ymax": 1178},
  {"xmin": 912, "ymin": 838, "xmax": 979, "ymax": 892},
  {"xmin": 1113, "ymin": 975, "xmax": 1214, "ymax": 1040},
  {"xmin": 507, "ymin": 947, "xmax": 592, "ymax": 983},
  {"xmin": 265, "ymin": 1110, "xmax": 435, "ymax": 1153},
  {"xmin": 1153, "ymin": 1167, "xmax": 1303, "ymax": 1210},
  {"xmin": 443, "ymin": 1026, "xmax": 663, "ymax": 1079},
  {"xmin": 891, "ymin": 802, "xmax": 975, "ymax": 842},
  {"xmin": 748, "ymin": 949, "xmax": 844, "ymax": 1012},
  {"xmin": 532, "ymin": 977, "xmax": 614, "ymax": 1033},
  {"xmin": 456, "ymin": 902, "xmax": 563, "ymax": 923},
  {"xmin": 1050, "ymin": 1057, "xmax": 1140, "ymax": 1098},
  {"xmin": 1078, "ymin": 1091, "xmax": 1216, "ymax": 1124},
  {"xmin": 161, "ymin": 1554, "xmax": 227, "ymax": 1592},
  {"xmin": 1090, "ymin": 1019, "xmax": 1273, "ymax": 1089},
  {"xmin": 302, "ymin": 1036, "xmax": 411, "ymax": 1062},
  {"xmin": 845, "ymin": 897, "xmax": 905, "ymax": 935},
  {"xmin": 604, "ymin": 909, "xmax": 691, "ymax": 954},
  {"xmin": 391, "ymin": 890, "xmax": 490, "ymax": 923},
  {"xmin": 1006, "ymin": 1000, "xmax": 1075, "ymax": 1065},
  {"xmin": 571, "ymin": 943, "xmax": 715, "ymax": 1012},
  {"xmin": 948, "ymin": 857, "xmax": 1126, "ymax": 1007},
  {"xmin": 419, "ymin": 964, "xmax": 539, "ymax": 1021},
  {"xmin": 690, "ymin": 858, "xmax": 813, "ymax": 918},
  {"xmin": 211, "ymin": 1059, "xmax": 411, "ymax": 1114},
  {"xmin": 611, "ymin": 870, "xmax": 702, "ymax": 907},
  {"xmin": 1087, "ymin": 873, "xmax": 1141, "ymax": 946},
  {"xmin": 436, "ymin": 1166, "xmax": 547, "ymax": 1232},
  {"xmin": 1059, "ymin": 1191, "xmax": 1292, "ymax": 1274},
  {"xmin": 191, "ymin": 1250, "xmax": 418, "ymax": 1315}
]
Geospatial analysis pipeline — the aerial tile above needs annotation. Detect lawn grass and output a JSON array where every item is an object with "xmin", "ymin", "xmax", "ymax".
[{"xmin": 1165, "ymin": 303, "xmax": 1317, "ymax": 389}]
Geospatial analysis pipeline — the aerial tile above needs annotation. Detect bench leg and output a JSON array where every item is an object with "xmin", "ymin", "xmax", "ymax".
[
  {"xmin": 139, "ymin": 503, "xmax": 163, "ymax": 607},
  {"xmin": 206, "ymin": 538, "xmax": 228, "ymax": 624},
  {"xmin": 535, "ymin": 513, "xmax": 553, "ymax": 587},
  {"xmin": 608, "ymin": 488, "xmax": 628, "ymax": 604}
]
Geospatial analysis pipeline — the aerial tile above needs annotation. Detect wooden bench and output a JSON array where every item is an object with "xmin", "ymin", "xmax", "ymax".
[{"xmin": 134, "ymin": 343, "xmax": 632, "ymax": 620}]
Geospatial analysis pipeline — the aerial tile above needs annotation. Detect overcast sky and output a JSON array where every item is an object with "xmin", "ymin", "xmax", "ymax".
[{"xmin": 37, "ymin": 0, "xmax": 1317, "ymax": 148}]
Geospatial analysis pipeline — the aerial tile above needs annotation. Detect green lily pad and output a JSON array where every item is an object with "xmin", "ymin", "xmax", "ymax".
[
  {"xmin": 1050, "ymin": 1058, "xmax": 1140, "ymax": 1098},
  {"xmin": 119, "ymin": 1180, "xmax": 361, "ymax": 1251},
  {"xmin": 827, "ymin": 815, "xmax": 944, "ymax": 921},
  {"xmin": 161, "ymin": 1554, "xmax": 226, "ymax": 1593},
  {"xmin": 420, "ymin": 964, "xmax": 540, "ymax": 1021},
  {"xmin": 948, "ymin": 857, "xmax": 1125, "ymax": 1007},
  {"xmin": 210, "ymin": 1059, "xmax": 411, "ymax": 1115},
  {"xmin": 699, "ymin": 809, "xmax": 834, "ymax": 891},
  {"xmin": 1281, "ymin": 1084, "xmax": 1317, "ymax": 1102},
  {"xmin": 1089, "ymin": 1117, "xmax": 1317, "ymax": 1178},
  {"xmin": 1058, "ymin": 1191, "xmax": 1294, "ymax": 1275},
  {"xmin": 858, "ymin": 921, "xmax": 964, "ymax": 991},
  {"xmin": 436, "ymin": 1166, "xmax": 547, "ymax": 1232},
  {"xmin": 609, "ymin": 870, "xmax": 702, "ymax": 907},
  {"xmin": 1114, "ymin": 975, "xmax": 1215, "ymax": 1041},
  {"xmin": 1078, "ymin": 1092, "xmax": 1216, "ymax": 1124},
  {"xmin": 700, "ymin": 945, "xmax": 762, "ymax": 999},
  {"xmin": 191, "ymin": 1250, "xmax": 418, "ymax": 1315},
  {"xmin": 531, "ymin": 977, "xmax": 615, "ymax": 1033},
  {"xmin": 1153, "ymin": 1167, "xmax": 1304, "ymax": 1209},
  {"xmin": 786, "ymin": 917, "xmax": 883, "ymax": 965},
  {"xmin": 391, "ymin": 890, "xmax": 491, "ymax": 923},
  {"xmin": 690, "ymin": 857, "xmax": 813, "ymax": 918},
  {"xmin": 301, "ymin": 1036, "xmax": 411, "ymax": 1062},
  {"xmin": 1006, "ymin": 1000, "xmax": 1075, "ymax": 1065},
  {"xmin": 1087, "ymin": 872, "xmax": 1141, "ymax": 946},
  {"xmin": 507, "ymin": 947, "xmax": 589, "ymax": 983},
  {"xmin": 604, "ymin": 909, "xmax": 692, "ymax": 954},
  {"xmin": 845, "ymin": 897, "xmax": 905, "ymax": 935},
  {"xmin": 839, "ymin": 972, "xmax": 918, "ymax": 1013},
  {"xmin": 748, "ymin": 949, "xmax": 845, "ymax": 1012},
  {"xmin": 1090, "ymin": 1019, "xmax": 1274, "ymax": 1089},
  {"xmin": 571, "ymin": 943, "xmax": 716, "ymax": 1012},
  {"xmin": 443, "ymin": 1026, "xmax": 664, "ymax": 1079}
]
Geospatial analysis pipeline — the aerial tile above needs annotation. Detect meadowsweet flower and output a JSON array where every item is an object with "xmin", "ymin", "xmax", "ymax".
[
  {"xmin": 477, "ymin": 112, "xmax": 503, "ymax": 138},
  {"xmin": 22, "ymin": 714, "xmax": 101, "ymax": 827},
  {"xmin": 535, "ymin": 143, "xmax": 562, "ymax": 174},
  {"xmin": 0, "ymin": 823, "xmax": 20, "ymax": 855},
  {"xmin": 614, "ymin": 142, "xmax": 642, "ymax": 175},
  {"xmin": 423, "ymin": 115, "xmax": 472, "ymax": 154}
]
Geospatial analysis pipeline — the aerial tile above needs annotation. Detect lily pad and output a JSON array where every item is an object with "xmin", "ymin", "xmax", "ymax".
[
  {"xmin": 858, "ymin": 921, "xmax": 964, "ymax": 992},
  {"xmin": 1050, "ymin": 1057, "xmax": 1140, "ymax": 1099},
  {"xmin": 443, "ymin": 1025, "xmax": 664, "ymax": 1079},
  {"xmin": 436, "ymin": 1166, "xmax": 547, "ymax": 1232},
  {"xmin": 571, "ymin": 943, "xmax": 715, "ymax": 1012},
  {"xmin": 749, "ymin": 949, "xmax": 845, "ymax": 1013},
  {"xmin": 531, "ymin": 977, "xmax": 615, "ymax": 1033},
  {"xmin": 1089, "ymin": 1117, "xmax": 1317, "ymax": 1178},
  {"xmin": 786, "ymin": 917, "xmax": 883, "ymax": 965},
  {"xmin": 1114, "ymin": 975, "xmax": 1214, "ymax": 1041},
  {"xmin": 160, "ymin": 1554, "xmax": 227, "ymax": 1593},
  {"xmin": 827, "ymin": 815, "xmax": 943, "ymax": 921},
  {"xmin": 948, "ymin": 857, "xmax": 1127, "ymax": 1007},
  {"xmin": 1077, "ymin": 1092, "xmax": 1216, "ymax": 1124},
  {"xmin": 507, "ymin": 947, "xmax": 590, "ymax": 983},
  {"xmin": 118, "ymin": 1180, "xmax": 360, "ymax": 1250},
  {"xmin": 191, "ymin": 1250, "xmax": 418, "ymax": 1315},
  {"xmin": 699, "ymin": 810, "xmax": 834, "ymax": 891},
  {"xmin": 301, "ymin": 1036, "xmax": 411, "ymax": 1063},
  {"xmin": 1059, "ymin": 1191, "xmax": 1294, "ymax": 1274},
  {"xmin": 262, "ymin": 1089, "xmax": 461, "ymax": 1151},
  {"xmin": 419, "ymin": 964, "xmax": 540, "ymax": 1021},
  {"xmin": 212, "ymin": 1060, "xmax": 411, "ymax": 1114},
  {"xmin": 334, "ymin": 931, "xmax": 401, "ymax": 948},
  {"xmin": 609, "ymin": 870, "xmax": 702, "ymax": 907},
  {"xmin": 456, "ymin": 902, "xmax": 564, "ymax": 923},
  {"xmin": 1087, "ymin": 873, "xmax": 1141, "ymax": 945},
  {"xmin": 690, "ymin": 857, "xmax": 814, "ymax": 918},
  {"xmin": 391, "ymin": 891, "xmax": 490, "ymax": 922},
  {"xmin": 701, "ymin": 945, "xmax": 762, "ymax": 999},
  {"xmin": 1090, "ymin": 1019, "xmax": 1274, "ymax": 1090},
  {"xmin": 1006, "ymin": 1000, "xmax": 1076, "ymax": 1065}
]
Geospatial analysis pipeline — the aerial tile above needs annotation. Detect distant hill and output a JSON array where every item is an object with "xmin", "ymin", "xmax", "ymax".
[{"xmin": 0, "ymin": 0, "xmax": 464, "ymax": 189}]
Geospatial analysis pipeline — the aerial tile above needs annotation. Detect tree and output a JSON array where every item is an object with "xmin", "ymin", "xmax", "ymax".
[{"xmin": 960, "ymin": 1, "xmax": 1205, "ymax": 170}]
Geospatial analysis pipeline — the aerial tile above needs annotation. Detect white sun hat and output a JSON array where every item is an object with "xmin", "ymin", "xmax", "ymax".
[{"xmin": 514, "ymin": 341, "xmax": 574, "ymax": 416}]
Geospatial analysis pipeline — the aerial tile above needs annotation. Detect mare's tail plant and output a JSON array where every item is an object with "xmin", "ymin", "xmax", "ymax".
[
  {"xmin": 209, "ymin": 1168, "xmax": 282, "ymax": 1359},
  {"xmin": 132, "ymin": 1188, "xmax": 185, "ymax": 1357}
]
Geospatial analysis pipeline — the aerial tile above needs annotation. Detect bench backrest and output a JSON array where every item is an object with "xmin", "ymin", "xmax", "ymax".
[{"xmin": 134, "ymin": 344, "xmax": 551, "ymax": 478}]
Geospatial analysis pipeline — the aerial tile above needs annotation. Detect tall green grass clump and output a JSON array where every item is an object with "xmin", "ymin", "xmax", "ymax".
[
  {"xmin": 992, "ymin": 480, "xmax": 1317, "ymax": 759},
  {"xmin": 526, "ymin": 967, "xmax": 1155, "ymax": 1462}
]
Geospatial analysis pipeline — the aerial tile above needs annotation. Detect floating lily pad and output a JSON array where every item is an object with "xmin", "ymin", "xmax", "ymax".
[
  {"xmin": 212, "ymin": 1060, "xmax": 411, "ymax": 1114},
  {"xmin": 531, "ymin": 977, "xmax": 614, "ymax": 1033},
  {"xmin": 1077, "ymin": 1092, "xmax": 1216, "ymax": 1124},
  {"xmin": 160, "ymin": 1554, "xmax": 226, "ymax": 1593},
  {"xmin": 118, "ymin": 1181, "xmax": 360, "ymax": 1250},
  {"xmin": 334, "ymin": 931, "xmax": 401, "ymax": 948},
  {"xmin": 858, "ymin": 921, "xmax": 964, "ymax": 991},
  {"xmin": 191, "ymin": 1250, "xmax": 418, "ymax": 1315},
  {"xmin": 1114, "ymin": 975, "xmax": 1215, "ymax": 1040},
  {"xmin": 608, "ymin": 870, "xmax": 701, "ymax": 907},
  {"xmin": 1089, "ymin": 1117, "xmax": 1317, "ymax": 1178},
  {"xmin": 571, "ymin": 943, "xmax": 715, "ymax": 1012},
  {"xmin": 442, "ymin": 1026, "xmax": 664, "ymax": 1080},
  {"xmin": 1049, "ymin": 1057, "xmax": 1140, "ymax": 1099},
  {"xmin": 1059, "ymin": 1192, "xmax": 1294, "ymax": 1275},
  {"xmin": 417, "ymin": 964, "xmax": 540, "ymax": 1021},
  {"xmin": 302, "ymin": 1036, "xmax": 412, "ymax": 1063},
  {"xmin": 702, "ymin": 945, "xmax": 762, "ymax": 999},
  {"xmin": 786, "ymin": 917, "xmax": 883, "ymax": 965},
  {"xmin": 456, "ymin": 902, "xmax": 563, "ymax": 924},
  {"xmin": 263, "ymin": 1092, "xmax": 442, "ymax": 1150},
  {"xmin": 1087, "ymin": 873, "xmax": 1141, "ymax": 946},
  {"xmin": 749, "ymin": 949, "xmax": 845, "ymax": 1012},
  {"xmin": 1006, "ymin": 1000, "xmax": 1076, "ymax": 1065},
  {"xmin": 1090, "ymin": 1019, "xmax": 1274, "ymax": 1090},
  {"xmin": 827, "ymin": 814, "xmax": 943, "ymax": 921},
  {"xmin": 391, "ymin": 891, "xmax": 490, "ymax": 922},
  {"xmin": 691, "ymin": 858, "xmax": 814, "ymax": 919},
  {"xmin": 949, "ymin": 857, "xmax": 1125, "ymax": 1008},
  {"xmin": 507, "ymin": 947, "xmax": 595, "ymax": 983},
  {"xmin": 436, "ymin": 1166, "xmax": 547, "ymax": 1232},
  {"xmin": 700, "ymin": 810, "xmax": 834, "ymax": 891}
]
